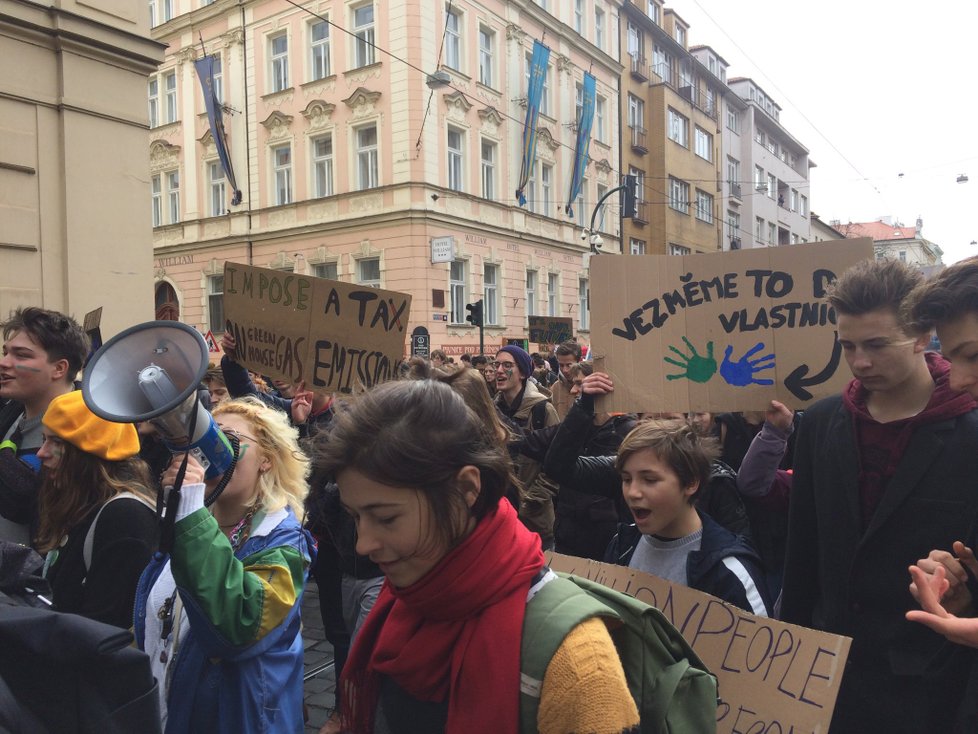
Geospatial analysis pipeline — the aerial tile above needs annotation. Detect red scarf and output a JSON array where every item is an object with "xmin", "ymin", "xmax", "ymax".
[{"xmin": 341, "ymin": 499, "xmax": 544, "ymax": 733}]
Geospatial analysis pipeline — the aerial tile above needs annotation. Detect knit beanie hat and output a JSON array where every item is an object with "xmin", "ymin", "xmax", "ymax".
[
  {"xmin": 497, "ymin": 345, "xmax": 533, "ymax": 379},
  {"xmin": 42, "ymin": 391, "xmax": 139, "ymax": 461}
]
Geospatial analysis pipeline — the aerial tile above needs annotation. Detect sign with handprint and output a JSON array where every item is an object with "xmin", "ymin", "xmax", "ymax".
[{"xmin": 590, "ymin": 238, "xmax": 874, "ymax": 412}]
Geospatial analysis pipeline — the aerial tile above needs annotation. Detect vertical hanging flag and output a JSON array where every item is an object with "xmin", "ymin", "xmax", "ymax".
[
  {"xmin": 194, "ymin": 55, "xmax": 242, "ymax": 206},
  {"xmin": 515, "ymin": 39, "xmax": 550, "ymax": 207},
  {"xmin": 565, "ymin": 72, "xmax": 596, "ymax": 219}
]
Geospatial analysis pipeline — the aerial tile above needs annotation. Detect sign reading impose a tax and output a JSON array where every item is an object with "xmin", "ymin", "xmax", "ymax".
[
  {"xmin": 547, "ymin": 554, "xmax": 851, "ymax": 734},
  {"xmin": 223, "ymin": 263, "xmax": 411, "ymax": 393}
]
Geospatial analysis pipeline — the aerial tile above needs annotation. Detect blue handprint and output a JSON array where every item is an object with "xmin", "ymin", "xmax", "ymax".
[{"xmin": 720, "ymin": 343, "xmax": 775, "ymax": 386}]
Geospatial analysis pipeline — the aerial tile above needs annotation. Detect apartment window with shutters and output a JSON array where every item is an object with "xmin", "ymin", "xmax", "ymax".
[
  {"xmin": 167, "ymin": 170, "xmax": 180, "ymax": 223},
  {"xmin": 358, "ymin": 257, "xmax": 381, "ymax": 288},
  {"xmin": 272, "ymin": 145, "xmax": 292, "ymax": 205},
  {"xmin": 353, "ymin": 3, "xmax": 376, "ymax": 68},
  {"xmin": 269, "ymin": 33, "xmax": 289, "ymax": 92},
  {"xmin": 151, "ymin": 175, "xmax": 162, "ymax": 227},
  {"xmin": 310, "ymin": 20, "xmax": 330, "ymax": 80},
  {"xmin": 356, "ymin": 124, "xmax": 379, "ymax": 190},
  {"xmin": 209, "ymin": 162, "xmax": 226, "ymax": 216},
  {"xmin": 579, "ymin": 278, "xmax": 589, "ymax": 330},
  {"xmin": 445, "ymin": 7, "xmax": 462, "ymax": 71},
  {"xmin": 312, "ymin": 135, "xmax": 333, "ymax": 198},
  {"xmin": 481, "ymin": 139, "xmax": 496, "ymax": 200},
  {"xmin": 447, "ymin": 127, "xmax": 464, "ymax": 192},
  {"xmin": 548, "ymin": 273, "xmax": 559, "ymax": 316},
  {"xmin": 525, "ymin": 271, "xmax": 537, "ymax": 317},
  {"xmin": 208, "ymin": 275, "xmax": 225, "ymax": 333},
  {"xmin": 484, "ymin": 263, "xmax": 499, "ymax": 325},
  {"xmin": 164, "ymin": 72, "xmax": 177, "ymax": 123},
  {"xmin": 450, "ymin": 260, "xmax": 467, "ymax": 323},
  {"xmin": 478, "ymin": 26, "xmax": 494, "ymax": 87}
]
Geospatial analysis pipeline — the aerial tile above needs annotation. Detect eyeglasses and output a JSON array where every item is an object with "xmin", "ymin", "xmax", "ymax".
[
  {"xmin": 221, "ymin": 428, "xmax": 261, "ymax": 445},
  {"xmin": 494, "ymin": 361, "xmax": 517, "ymax": 371}
]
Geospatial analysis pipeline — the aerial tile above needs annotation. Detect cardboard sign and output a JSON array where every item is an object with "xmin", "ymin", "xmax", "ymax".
[
  {"xmin": 590, "ymin": 239, "xmax": 874, "ymax": 412},
  {"xmin": 547, "ymin": 553, "xmax": 851, "ymax": 734},
  {"xmin": 528, "ymin": 315, "xmax": 574, "ymax": 346},
  {"xmin": 222, "ymin": 263, "xmax": 411, "ymax": 393}
]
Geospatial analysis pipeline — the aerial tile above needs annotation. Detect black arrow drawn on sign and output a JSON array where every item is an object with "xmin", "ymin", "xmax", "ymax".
[{"xmin": 784, "ymin": 330, "xmax": 842, "ymax": 401}]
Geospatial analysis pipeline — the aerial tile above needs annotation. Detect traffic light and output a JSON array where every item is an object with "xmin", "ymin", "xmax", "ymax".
[
  {"xmin": 465, "ymin": 301, "xmax": 484, "ymax": 327},
  {"xmin": 622, "ymin": 174, "xmax": 638, "ymax": 219}
]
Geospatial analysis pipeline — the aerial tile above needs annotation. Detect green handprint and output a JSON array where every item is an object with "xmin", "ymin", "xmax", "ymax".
[{"xmin": 664, "ymin": 337, "xmax": 717, "ymax": 383}]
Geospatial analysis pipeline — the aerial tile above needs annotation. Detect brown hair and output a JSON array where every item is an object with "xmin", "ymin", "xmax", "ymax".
[
  {"xmin": 35, "ymin": 445, "xmax": 154, "ymax": 552},
  {"xmin": 314, "ymin": 380, "xmax": 514, "ymax": 553},
  {"xmin": 436, "ymin": 367, "xmax": 515, "ymax": 446},
  {"xmin": 904, "ymin": 256, "xmax": 978, "ymax": 332},
  {"xmin": 826, "ymin": 258, "xmax": 925, "ymax": 333},
  {"xmin": 615, "ymin": 419, "xmax": 719, "ymax": 503},
  {"xmin": 567, "ymin": 362, "xmax": 593, "ymax": 379},
  {"xmin": 2, "ymin": 307, "xmax": 89, "ymax": 384},
  {"xmin": 554, "ymin": 340, "xmax": 582, "ymax": 361}
]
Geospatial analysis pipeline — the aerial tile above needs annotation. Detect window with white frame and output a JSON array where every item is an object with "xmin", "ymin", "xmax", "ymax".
[
  {"xmin": 149, "ymin": 0, "xmax": 172, "ymax": 28},
  {"xmin": 525, "ymin": 53, "xmax": 551, "ymax": 116},
  {"xmin": 574, "ymin": 0, "xmax": 584, "ymax": 34},
  {"xmin": 272, "ymin": 145, "xmax": 292, "ymax": 205},
  {"xmin": 358, "ymin": 257, "xmax": 381, "ymax": 287},
  {"xmin": 594, "ymin": 8, "xmax": 605, "ymax": 50},
  {"xmin": 728, "ymin": 210, "xmax": 741, "ymax": 241},
  {"xmin": 548, "ymin": 273, "xmax": 559, "ymax": 316},
  {"xmin": 628, "ymin": 94, "xmax": 644, "ymax": 129},
  {"xmin": 167, "ymin": 170, "xmax": 180, "ymax": 223},
  {"xmin": 484, "ymin": 263, "xmax": 499, "ymax": 325},
  {"xmin": 313, "ymin": 261, "xmax": 338, "ymax": 280},
  {"xmin": 525, "ymin": 270, "xmax": 537, "ymax": 316},
  {"xmin": 629, "ymin": 167, "xmax": 645, "ymax": 204},
  {"xmin": 727, "ymin": 157, "xmax": 740, "ymax": 187},
  {"xmin": 695, "ymin": 190, "xmax": 713, "ymax": 223},
  {"xmin": 312, "ymin": 135, "xmax": 334, "ymax": 198},
  {"xmin": 899, "ymin": 250, "xmax": 907, "ymax": 262},
  {"xmin": 148, "ymin": 78, "xmax": 159, "ymax": 128},
  {"xmin": 596, "ymin": 183, "xmax": 608, "ymax": 230},
  {"xmin": 481, "ymin": 139, "xmax": 496, "ymax": 200},
  {"xmin": 800, "ymin": 194, "xmax": 808, "ymax": 216},
  {"xmin": 310, "ymin": 20, "xmax": 330, "ymax": 80},
  {"xmin": 648, "ymin": 1, "xmax": 660, "ymax": 24},
  {"xmin": 541, "ymin": 164, "xmax": 553, "ymax": 215},
  {"xmin": 596, "ymin": 96, "xmax": 606, "ymax": 142},
  {"xmin": 450, "ymin": 260, "xmax": 467, "ymax": 323},
  {"xmin": 694, "ymin": 127, "xmax": 712, "ymax": 161},
  {"xmin": 576, "ymin": 178, "xmax": 587, "ymax": 228},
  {"xmin": 356, "ymin": 124, "xmax": 379, "ymax": 190},
  {"xmin": 754, "ymin": 165, "xmax": 764, "ymax": 189},
  {"xmin": 790, "ymin": 188, "xmax": 798, "ymax": 211},
  {"xmin": 576, "ymin": 82, "xmax": 583, "ymax": 123},
  {"xmin": 353, "ymin": 3, "xmax": 376, "ymax": 68},
  {"xmin": 669, "ymin": 177, "xmax": 689, "ymax": 214},
  {"xmin": 754, "ymin": 128, "xmax": 765, "ymax": 145},
  {"xmin": 669, "ymin": 243, "xmax": 691, "ymax": 256},
  {"xmin": 526, "ymin": 169, "xmax": 538, "ymax": 214},
  {"xmin": 675, "ymin": 25, "xmax": 685, "ymax": 46},
  {"xmin": 667, "ymin": 108, "xmax": 688, "ymax": 147},
  {"xmin": 627, "ymin": 21, "xmax": 642, "ymax": 59},
  {"xmin": 767, "ymin": 173, "xmax": 776, "ymax": 199},
  {"xmin": 791, "ymin": 233, "xmax": 800, "ymax": 245},
  {"xmin": 478, "ymin": 26, "xmax": 494, "ymax": 87},
  {"xmin": 269, "ymin": 33, "xmax": 289, "ymax": 92},
  {"xmin": 579, "ymin": 278, "xmax": 589, "ymax": 330},
  {"xmin": 211, "ymin": 55, "xmax": 224, "ymax": 103},
  {"xmin": 151, "ymin": 174, "xmax": 162, "ymax": 227},
  {"xmin": 207, "ymin": 275, "xmax": 226, "ymax": 333},
  {"xmin": 164, "ymin": 72, "xmax": 177, "ymax": 124},
  {"xmin": 445, "ymin": 7, "xmax": 462, "ymax": 71},
  {"xmin": 447, "ymin": 127, "xmax": 464, "ymax": 192},
  {"xmin": 768, "ymin": 222, "xmax": 777, "ymax": 245},
  {"xmin": 755, "ymin": 216, "xmax": 764, "ymax": 242},
  {"xmin": 630, "ymin": 239, "xmax": 647, "ymax": 255},
  {"xmin": 209, "ymin": 162, "xmax": 226, "ymax": 216}
]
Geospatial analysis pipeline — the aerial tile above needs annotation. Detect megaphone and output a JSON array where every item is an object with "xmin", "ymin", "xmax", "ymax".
[{"xmin": 82, "ymin": 321, "xmax": 234, "ymax": 479}]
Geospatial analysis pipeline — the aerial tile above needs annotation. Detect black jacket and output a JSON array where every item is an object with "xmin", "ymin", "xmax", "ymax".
[
  {"xmin": 0, "ymin": 400, "xmax": 41, "ymax": 534},
  {"xmin": 781, "ymin": 394, "xmax": 978, "ymax": 733},
  {"xmin": 606, "ymin": 511, "xmax": 770, "ymax": 615}
]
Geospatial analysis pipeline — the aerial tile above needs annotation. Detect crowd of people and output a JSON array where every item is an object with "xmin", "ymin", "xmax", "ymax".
[{"xmin": 4, "ymin": 254, "xmax": 978, "ymax": 732}]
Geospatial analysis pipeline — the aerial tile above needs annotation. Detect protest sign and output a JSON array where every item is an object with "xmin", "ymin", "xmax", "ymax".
[
  {"xmin": 590, "ymin": 238, "xmax": 873, "ymax": 412},
  {"xmin": 547, "ymin": 553, "xmax": 851, "ymax": 734},
  {"xmin": 222, "ymin": 263, "xmax": 411, "ymax": 393},
  {"xmin": 528, "ymin": 315, "xmax": 574, "ymax": 346}
]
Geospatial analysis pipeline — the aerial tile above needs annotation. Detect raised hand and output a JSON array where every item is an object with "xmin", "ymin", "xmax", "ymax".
[
  {"xmin": 221, "ymin": 331, "xmax": 238, "ymax": 361},
  {"xmin": 719, "ymin": 343, "xmax": 775, "ymax": 387},
  {"xmin": 664, "ymin": 338, "xmax": 717, "ymax": 383},
  {"xmin": 290, "ymin": 381, "xmax": 313, "ymax": 425},
  {"xmin": 764, "ymin": 400, "xmax": 794, "ymax": 432}
]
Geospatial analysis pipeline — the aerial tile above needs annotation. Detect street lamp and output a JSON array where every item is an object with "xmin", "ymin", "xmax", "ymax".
[{"xmin": 426, "ymin": 70, "xmax": 451, "ymax": 90}]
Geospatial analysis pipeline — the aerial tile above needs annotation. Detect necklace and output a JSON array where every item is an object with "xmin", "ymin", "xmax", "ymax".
[{"xmin": 226, "ymin": 498, "xmax": 263, "ymax": 552}]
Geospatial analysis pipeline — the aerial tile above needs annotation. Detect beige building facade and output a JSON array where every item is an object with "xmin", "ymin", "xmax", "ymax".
[
  {"xmin": 149, "ymin": 0, "xmax": 622, "ymax": 356},
  {"xmin": 1, "ymin": 0, "xmax": 164, "ymax": 336}
]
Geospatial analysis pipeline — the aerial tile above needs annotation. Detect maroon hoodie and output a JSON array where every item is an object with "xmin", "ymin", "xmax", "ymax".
[{"xmin": 842, "ymin": 351, "xmax": 977, "ymax": 530}]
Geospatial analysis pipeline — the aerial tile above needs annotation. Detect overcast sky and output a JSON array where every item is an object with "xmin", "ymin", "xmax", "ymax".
[{"xmin": 670, "ymin": 0, "xmax": 978, "ymax": 264}]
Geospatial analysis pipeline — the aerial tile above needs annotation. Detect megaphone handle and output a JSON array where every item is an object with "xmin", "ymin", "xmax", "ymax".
[{"xmin": 204, "ymin": 434, "xmax": 239, "ymax": 508}]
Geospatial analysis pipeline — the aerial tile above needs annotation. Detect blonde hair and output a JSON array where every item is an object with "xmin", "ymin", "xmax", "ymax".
[{"xmin": 214, "ymin": 398, "xmax": 310, "ymax": 517}]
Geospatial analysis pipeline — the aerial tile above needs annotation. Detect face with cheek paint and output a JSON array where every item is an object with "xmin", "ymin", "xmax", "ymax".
[
  {"xmin": 36, "ymin": 431, "xmax": 67, "ymax": 470},
  {"xmin": 494, "ymin": 358, "xmax": 522, "ymax": 397},
  {"xmin": 0, "ymin": 330, "xmax": 68, "ymax": 404}
]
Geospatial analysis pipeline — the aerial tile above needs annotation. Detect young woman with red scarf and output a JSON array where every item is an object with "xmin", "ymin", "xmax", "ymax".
[{"xmin": 315, "ymin": 379, "xmax": 640, "ymax": 734}]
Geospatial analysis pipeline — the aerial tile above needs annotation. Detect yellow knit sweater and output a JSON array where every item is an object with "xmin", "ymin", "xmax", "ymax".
[{"xmin": 537, "ymin": 617, "xmax": 641, "ymax": 734}]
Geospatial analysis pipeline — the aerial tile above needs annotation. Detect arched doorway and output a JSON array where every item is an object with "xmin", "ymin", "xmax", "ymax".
[{"xmin": 155, "ymin": 281, "xmax": 180, "ymax": 321}]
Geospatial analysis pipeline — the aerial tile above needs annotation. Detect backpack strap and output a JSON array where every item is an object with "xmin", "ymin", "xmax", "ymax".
[
  {"xmin": 83, "ymin": 492, "xmax": 156, "ymax": 577},
  {"xmin": 520, "ymin": 571, "xmax": 620, "ymax": 734}
]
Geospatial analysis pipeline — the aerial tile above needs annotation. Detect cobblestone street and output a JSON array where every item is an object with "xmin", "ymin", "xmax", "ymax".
[{"xmin": 302, "ymin": 580, "xmax": 337, "ymax": 734}]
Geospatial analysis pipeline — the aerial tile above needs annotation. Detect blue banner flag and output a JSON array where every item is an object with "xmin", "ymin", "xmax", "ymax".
[
  {"xmin": 515, "ymin": 39, "xmax": 550, "ymax": 207},
  {"xmin": 194, "ymin": 55, "xmax": 242, "ymax": 206},
  {"xmin": 565, "ymin": 72, "xmax": 596, "ymax": 219}
]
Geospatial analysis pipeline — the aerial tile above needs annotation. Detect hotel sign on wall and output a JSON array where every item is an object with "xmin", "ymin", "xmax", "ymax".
[{"xmin": 430, "ymin": 236, "xmax": 456, "ymax": 264}]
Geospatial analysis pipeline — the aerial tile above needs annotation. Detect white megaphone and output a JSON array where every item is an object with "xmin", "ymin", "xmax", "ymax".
[{"xmin": 82, "ymin": 321, "xmax": 234, "ymax": 479}]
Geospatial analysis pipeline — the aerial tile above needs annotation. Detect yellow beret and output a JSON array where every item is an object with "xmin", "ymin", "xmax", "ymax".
[{"xmin": 42, "ymin": 391, "xmax": 140, "ymax": 461}]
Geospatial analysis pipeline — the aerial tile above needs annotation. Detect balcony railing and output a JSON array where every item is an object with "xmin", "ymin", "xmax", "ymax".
[
  {"xmin": 632, "ymin": 200, "xmax": 649, "ymax": 224},
  {"xmin": 729, "ymin": 181, "xmax": 742, "ymax": 200},
  {"xmin": 629, "ymin": 53, "xmax": 649, "ymax": 81},
  {"xmin": 630, "ymin": 125, "xmax": 648, "ymax": 154}
]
